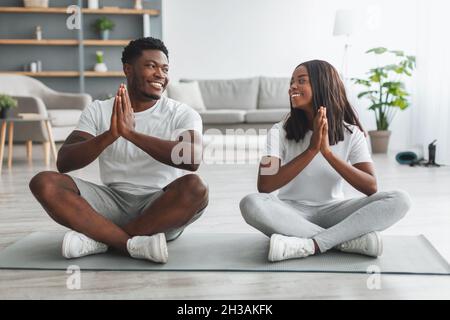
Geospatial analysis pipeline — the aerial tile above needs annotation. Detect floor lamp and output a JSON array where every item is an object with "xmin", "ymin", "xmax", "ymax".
[{"xmin": 333, "ymin": 10, "xmax": 355, "ymax": 82}]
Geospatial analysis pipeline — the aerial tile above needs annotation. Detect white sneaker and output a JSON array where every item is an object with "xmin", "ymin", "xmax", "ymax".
[
  {"xmin": 268, "ymin": 234, "xmax": 315, "ymax": 262},
  {"xmin": 335, "ymin": 232, "xmax": 383, "ymax": 257},
  {"xmin": 127, "ymin": 233, "xmax": 168, "ymax": 263},
  {"xmin": 62, "ymin": 231, "xmax": 108, "ymax": 259}
]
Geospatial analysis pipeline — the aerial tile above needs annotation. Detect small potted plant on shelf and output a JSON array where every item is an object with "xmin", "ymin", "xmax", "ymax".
[
  {"xmin": 94, "ymin": 51, "xmax": 108, "ymax": 72},
  {"xmin": 94, "ymin": 17, "xmax": 115, "ymax": 40},
  {"xmin": 352, "ymin": 47, "xmax": 415, "ymax": 153},
  {"xmin": 0, "ymin": 94, "xmax": 18, "ymax": 119}
]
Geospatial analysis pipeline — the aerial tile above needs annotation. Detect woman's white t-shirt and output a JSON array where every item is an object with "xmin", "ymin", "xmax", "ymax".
[
  {"xmin": 265, "ymin": 121, "xmax": 372, "ymax": 205},
  {"xmin": 75, "ymin": 95, "xmax": 202, "ymax": 194}
]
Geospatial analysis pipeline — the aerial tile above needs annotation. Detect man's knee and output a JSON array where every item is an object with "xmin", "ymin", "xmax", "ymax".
[
  {"xmin": 177, "ymin": 174, "xmax": 209, "ymax": 206},
  {"xmin": 29, "ymin": 171, "xmax": 76, "ymax": 201},
  {"xmin": 29, "ymin": 171, "xmax": 59, "ymax": 198}
]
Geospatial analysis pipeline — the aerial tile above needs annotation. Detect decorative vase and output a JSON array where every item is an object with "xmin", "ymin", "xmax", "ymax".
[
  {"xmin": 101, "ymin": 30, "xmax": 109, "ymax": 40},
  {"xmin": 134, "ymin": 0, "xmax": 143, "ymax": 10},
  {"xmin": 88, "ymin": 0, "xmax": 99, "ymax": 9},
  {"xmin": 368, "ymin": 130, "xmax": 391, "ymax": 154},
  {"xmin": 23, "ymin": 0, "xmax": 49, "ymax": 8}
]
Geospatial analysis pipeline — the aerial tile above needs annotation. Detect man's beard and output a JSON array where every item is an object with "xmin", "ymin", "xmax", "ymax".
[
  {"xmin": 132, "ymin": 74, "xmax": 162, "ymax": 100},
  {"xmin": 141, "ymin": 91, "xmax": 161, "ymax": 100}
]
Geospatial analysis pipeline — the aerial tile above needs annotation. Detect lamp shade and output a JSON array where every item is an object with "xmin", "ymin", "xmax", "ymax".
[{"xmin": 333, "ymin": 10, "xmax": 355, "ymax": 36}]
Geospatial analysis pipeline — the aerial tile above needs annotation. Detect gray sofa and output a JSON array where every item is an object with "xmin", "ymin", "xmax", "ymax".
[
  {"xmin": 180, "ymin": 77, "xmax": 291, "ymax": 130},
  {"xmin": 0, "ymin": 74, "xmax": 92, "ymax": 142}
]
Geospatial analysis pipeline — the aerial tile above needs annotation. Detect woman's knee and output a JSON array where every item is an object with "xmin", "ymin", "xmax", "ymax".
[
  {"xmin": 239, "ymin": 193, "xmax": 266, "ymax": 223},
  {"xmin": 385, "ymin": 190, "xmax": 412, "ymax": 219}
]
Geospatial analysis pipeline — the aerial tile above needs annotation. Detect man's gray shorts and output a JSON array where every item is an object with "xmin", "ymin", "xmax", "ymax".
[{"xmin": 70, "ymin": 176, "xmax": 206, "ymax": 241}]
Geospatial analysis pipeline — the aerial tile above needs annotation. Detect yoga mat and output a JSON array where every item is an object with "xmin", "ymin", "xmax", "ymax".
[{"xmin": 0, "ymin": 232, "xmax": 449, "ymax": 275}]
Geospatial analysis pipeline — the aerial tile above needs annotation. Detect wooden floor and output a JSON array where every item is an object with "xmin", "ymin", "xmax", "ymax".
[{"xmin": 0, "ymin": 143, "xmax": 449, "ymax": 299}]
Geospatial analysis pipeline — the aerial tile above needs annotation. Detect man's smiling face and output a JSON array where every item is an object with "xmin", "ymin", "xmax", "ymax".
[{"xmin": 125, "ymin": 49, "xmax": 169, "ymax": 100}]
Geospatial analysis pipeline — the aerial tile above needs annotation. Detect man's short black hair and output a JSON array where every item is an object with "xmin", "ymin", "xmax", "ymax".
[{"xmin": 121, "ymin": 37, "xmax": 169, "ymax": 64}]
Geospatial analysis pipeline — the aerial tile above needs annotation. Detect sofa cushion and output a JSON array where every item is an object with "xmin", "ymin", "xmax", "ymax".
[
  {"xmin": 47, "ymin": 109, "xmax": 82, "ymax": 127},
  {"xmin": 181, "ymin": 78, "xmax": 259, "ymax": 110},
  {"xmin": 199, "ymin": 110, "xmax": 246, "ymax": 124},
  {"xmin": 258, "ymin": 77, "xmax": 290, "ymax": 109},
  {"xmin": 245, "ymin": 109, "xmax": 290, "ymax": 123},
  {"xmin": 52, "ymin": 126, "xmax": 76, "ymax": 142},
  {"xmin": 167, "ymin": 81, "xmax": 206, "ymax": 111}
]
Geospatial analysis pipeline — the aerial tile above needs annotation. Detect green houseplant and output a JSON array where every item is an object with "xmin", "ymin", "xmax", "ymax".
[
  {"xmin": 94, "ymin": 17, "xmax": 115, "ymax": 40},
  {"xmin": 94, "ymin": 51, "xmax": 108, "ymax": 72},
  {"xmin": 0, "ymin": 94, "xmax": 18, "ymax": 119},
  {"xmin": 352, "ymin": 47, "xmax": 415, "ymax": 153}
]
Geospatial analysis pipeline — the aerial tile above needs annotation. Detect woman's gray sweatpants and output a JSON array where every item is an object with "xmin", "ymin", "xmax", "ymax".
[{"xmin": 239, "ymin": 191, "xmax": 411, "ymax": 252}]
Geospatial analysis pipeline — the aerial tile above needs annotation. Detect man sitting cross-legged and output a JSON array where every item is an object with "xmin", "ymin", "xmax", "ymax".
[{"xmin": 29, "ymin": 37, "xmax": 208, "ymax": 263}]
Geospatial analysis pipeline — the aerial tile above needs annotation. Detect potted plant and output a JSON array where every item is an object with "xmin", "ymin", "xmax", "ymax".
[
  {"xmin": 352, "ymin": 47, "xmax": 415, "ymax": 153},
  {"xmin": 0, "ymin": 94, "xmax": 18, "ymax": 119},
  {"xmin": 94, "ymin": 17, "xmax": 115, "ymax": 40},
  {"xmin": 94, "ymin": 51, "xmax": 108, "ymax": 72}
]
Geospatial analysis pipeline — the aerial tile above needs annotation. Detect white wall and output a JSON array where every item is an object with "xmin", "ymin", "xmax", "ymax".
[{"xmin": 162, "ymin": 0, "xmax": 419, "ymax": 151}]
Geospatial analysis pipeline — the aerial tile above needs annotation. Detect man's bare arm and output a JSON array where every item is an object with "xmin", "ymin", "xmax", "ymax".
[
  {"xmin": 116, "ymin": 88, "xmax": 202, "ymax": 171},
  {"xmin": 126, "ymin": 130, "xmax": 202, "ymax": 171},
  {"xmin": 57, "ymin": 89, "xmax": 122, "ymax": 173},
  {"xmin": 56, "ymin": 130, "xmax": 117, "ymax": 173}
]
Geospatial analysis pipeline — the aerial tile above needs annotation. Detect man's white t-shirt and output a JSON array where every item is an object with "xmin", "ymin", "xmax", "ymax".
[
  {"xmin": 265, "ymin": 121, "xmax": 373, "ymax": 205},
  {"xmin": 75, "ymin": 95, "xmax": 202, "ymax": 194}
]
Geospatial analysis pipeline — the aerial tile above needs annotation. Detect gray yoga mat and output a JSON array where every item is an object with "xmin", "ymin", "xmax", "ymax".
[{"xmin": 0, "ymin": 232, "xmax": 449, "ymax": 275}]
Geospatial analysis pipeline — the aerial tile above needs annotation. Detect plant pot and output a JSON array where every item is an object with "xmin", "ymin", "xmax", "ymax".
[
  {"xmin": 0, "ymin": 108, "xmax": 9, "ymax": 119},
  {"xmin": 101, "ymin": 30, "xmax": 110, "ymax": 40},
  {"xmin": 368, "ymin": 130, "xmax": 391, "ymax": 154},
  {"xmin": 94, "ymin": 63, "xmax": 108, "ymax": 72}
]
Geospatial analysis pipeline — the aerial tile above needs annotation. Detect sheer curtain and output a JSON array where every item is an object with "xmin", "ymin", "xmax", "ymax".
[{"xmin": 412, "ymin": 0, "xmax": 450, "ymax": 164}]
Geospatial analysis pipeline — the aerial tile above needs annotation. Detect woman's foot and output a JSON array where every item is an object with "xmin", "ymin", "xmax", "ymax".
[
  {"xmin": 335, "ymin": 231, "xmax": 383, "ymax": 257},
  {"xmin": 268, "ymin": 234, "xmax": 315, "ymax": 262}
]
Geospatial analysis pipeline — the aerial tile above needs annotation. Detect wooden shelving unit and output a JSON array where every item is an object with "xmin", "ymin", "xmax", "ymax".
[
  {"xmin": 0, "ymin": 39, "xmax": 131, "ymax": 46},
  {"xmin": 0, "ymin": 71, "xmax": 125, "ymax": 78},
  {"xmin": 84, "ymin": 71, "xmax": 125, "ymax": 77},
  {"xmin": 83, "ymin": 40, "xmax": 131, "ymax": 46},
  {"xmin": 83, "ymin": 8, "xmax": 159, "ymax": 15},
  {"xmin": 0, "ymin": 4, "xmax": 158, "ymax": 92},
  {"xmin": 0, "ymin": 7, "xmax": 69, "ymax": 14},
  {"xmin": 0, "ymin": 39, "xmax": 78, "ymax": 46},
  {"xmin": 0, "ymin": 7, "xmax": 159, "ymax": 15},
  {"xmin": 0, "ymin": 71, "xmax": 79, "ymax": 77}
]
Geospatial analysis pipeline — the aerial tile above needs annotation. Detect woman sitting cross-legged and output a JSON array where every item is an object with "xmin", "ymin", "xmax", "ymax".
[{"xmin": 240, "ymin": 60, "xmax": 411, "ymax": 262}]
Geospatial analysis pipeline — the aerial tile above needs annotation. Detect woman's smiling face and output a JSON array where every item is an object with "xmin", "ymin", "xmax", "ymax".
[{"xmin": 289, "ymin": 65, "xmax": 313, "ymax": 112}]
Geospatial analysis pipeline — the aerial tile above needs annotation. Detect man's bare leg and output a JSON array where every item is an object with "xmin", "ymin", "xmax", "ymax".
[
  {"xmin": 123, "ymin": 174, "xmax": 208, "ymax": 236},
  {"xmin": 29, "ymin": 171, "xmax": 130, "ymax": 253}
]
